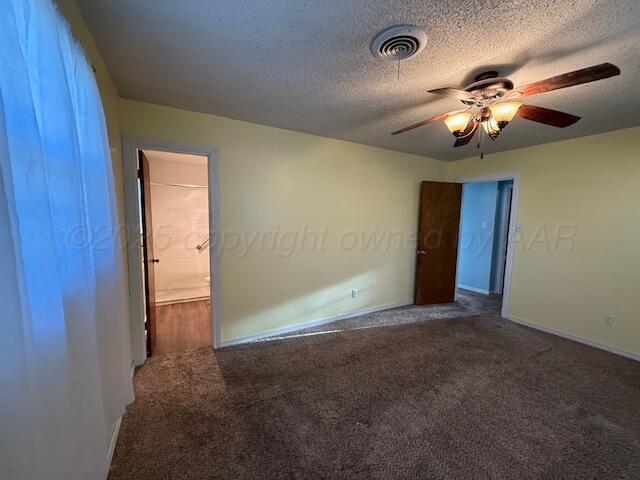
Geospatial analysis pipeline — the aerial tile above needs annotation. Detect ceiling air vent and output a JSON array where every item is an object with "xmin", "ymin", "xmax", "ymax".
[{"xmin": 371, "ymin": 25, "xmax": 428, "ymax": 61}]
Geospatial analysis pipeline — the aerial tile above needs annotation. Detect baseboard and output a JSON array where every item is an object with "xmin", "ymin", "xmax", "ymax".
[
  {"xmin": 156, "ymin": 296, "xmax": 210, "ymax": 306},
  {"xmin": 457, "ymin": 284, "xmax": 491, "ymax": 295},
  {"xmin": 103, "ymin": 366, "xmax": 134, "ymax": 476},
  {"xmin": 504, "ymin": 314, "xmax": 640, "ymax": 362},
  {"xmin": 219, "ymin": 299, "xmax": 414, "ymax": 348},
  {"xmin": 104, "ymin": 416, "xmax": 122, "ymax": 478}
]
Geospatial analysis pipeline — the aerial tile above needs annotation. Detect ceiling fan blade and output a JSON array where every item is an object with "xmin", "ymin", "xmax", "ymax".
[
  {"xmin": 510, "ymin": 63, "xmax": 620, "ymax": 97},
  {"xmin": 427, "ymin": 87, "xmax": 478, "ymax": 102},
  {"xmin": 391, "ymin": 111, "xmax": 457, "ymax": 135},
  {"xmin": 516, "ymin": 104, "xmax": 580, "ymax": 128},
  {"xmin": 453, "ymin": 121, "xmax": 478, "ymax": 147}
]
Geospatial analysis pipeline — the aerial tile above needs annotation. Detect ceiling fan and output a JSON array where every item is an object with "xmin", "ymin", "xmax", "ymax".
[{"xmin": 391, "ymin": 63, "xmax": 621, "ymax": 150}]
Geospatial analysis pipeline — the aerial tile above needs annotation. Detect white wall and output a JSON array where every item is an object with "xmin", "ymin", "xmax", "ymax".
[{"xmin": 146, "ymin": 150, "xmax": 210, "ymax": 304}]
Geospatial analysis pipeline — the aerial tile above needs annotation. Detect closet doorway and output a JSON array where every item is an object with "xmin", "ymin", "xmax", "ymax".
[
  {"xmin": 139, "ymin": 149, "xmax": 213, "ymax": 356},
  {"xmin": 123, "ymin": 138, "xmax": 221, "ymax": 365}
]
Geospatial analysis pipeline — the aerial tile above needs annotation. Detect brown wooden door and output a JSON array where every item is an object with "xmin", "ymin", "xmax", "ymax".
[
  {"xmin": 415, "ymin": 181, "xmax": 462, "ymax": 304},
  {"xmin": 138, "ymin": 151, "xmax": 158, "ymax": 356}
]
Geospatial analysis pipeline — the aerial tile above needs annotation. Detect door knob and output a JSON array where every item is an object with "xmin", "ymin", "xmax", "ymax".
[
  {"xmin": 417, "ymin": 250, "xmax": 427, "ymax": 255},
  {"xmin": 152, "ymin": 258, "xmax": 160, "ymax": 263}
]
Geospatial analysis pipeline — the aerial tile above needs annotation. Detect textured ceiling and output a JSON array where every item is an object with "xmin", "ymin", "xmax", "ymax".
[{"xmin": 77, "ymin": 0, "xmax": 640, "ymax": 160}]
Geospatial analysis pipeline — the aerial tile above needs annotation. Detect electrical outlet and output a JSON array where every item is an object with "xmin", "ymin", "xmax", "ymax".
[
  {"xmin": 604, "ymin": 315, "xmax": 615, "ymax": 327},
  {"xmin": 351, "ymin": 288, "xmax": 358, "ymax": 298}
]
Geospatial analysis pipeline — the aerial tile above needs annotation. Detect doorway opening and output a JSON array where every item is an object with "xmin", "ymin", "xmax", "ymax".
[
  {"xmin": 137, "ymin": 149, "xmax": 212, "ymax": 356},
  {"xmin": 455, "ymin": 179, "xmax": 514, "ymax": 314},
  {"xmin": 122, "ymin": 136, "xmax": 222, "ymax": 366},
  {"xmin": 413, "ymin": 174, "xmax": 518, "ymax": 319},
  {"xmin": 122, "ymin": 137, "xmax": 221, "ymax": 365}
]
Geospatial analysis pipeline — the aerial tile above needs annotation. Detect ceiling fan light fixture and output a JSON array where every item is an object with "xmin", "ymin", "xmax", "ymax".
[
  {"xmin": 444, "ymin": 111, "xmax": 472, "ymax": 136},
  {"xmin": 482, "ymin": 117, "xmax": 501, "ymax": 139},
  {"xmin": 489, "ymin": 101, "xmax": 523, "ymax": 125},
  {"xmin": 390, "ymin": 63, "xmax": 620, "ymax": 155}
]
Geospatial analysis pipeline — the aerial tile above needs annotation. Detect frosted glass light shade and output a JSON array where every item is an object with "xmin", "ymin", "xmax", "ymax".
[
  {"xmin": 489, "ymin": 102, "xmax": 523, "ymax": 123},
  {"xmin": 482, "ymin": 117, "xmax": 500, "ymax": 134},
  {"xmin": 444, "ymin": 111, "xmax": 472, "ymax": 134}
]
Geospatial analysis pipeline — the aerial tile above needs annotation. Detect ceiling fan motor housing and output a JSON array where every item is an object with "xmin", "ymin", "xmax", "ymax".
[
  {"xmin": 463, "ymin": 72, "xmax": 515, "ymax": 104},
  {"xmin": 474, "ymin": 71, "xmax": 499, "ymax": 82}
]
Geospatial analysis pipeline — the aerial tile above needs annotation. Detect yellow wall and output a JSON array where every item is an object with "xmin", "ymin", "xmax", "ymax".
[
  {"xmin": 118, "ymin": 100, "xmax": 447, "ymax": 341},
  {"xmin": 446, "ymin": 127, "xmax": 640, "ymax": 356},
  {"xmin": 118, "ymin": 97, "xmax": 639, "ymax": 353}
]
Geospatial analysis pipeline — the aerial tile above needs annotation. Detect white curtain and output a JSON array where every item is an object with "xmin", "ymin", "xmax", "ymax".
[{"xmin": 0, "ymin": 1, "xmax": 134, "ymax": 479}]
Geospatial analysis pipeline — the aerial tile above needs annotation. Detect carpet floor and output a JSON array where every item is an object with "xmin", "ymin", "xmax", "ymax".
[
  {"xmin": 109, "ymin": 312, "xmax": 640, "ymax": 479},
  {"xmin": 267, "ymin": 288, "xmax": 502, "ymax": 340}
]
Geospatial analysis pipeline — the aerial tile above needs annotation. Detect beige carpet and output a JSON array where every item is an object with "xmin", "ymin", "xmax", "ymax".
[{"xmin": 109, "ymin": 311, "xmax": 640, "ymax": 479}]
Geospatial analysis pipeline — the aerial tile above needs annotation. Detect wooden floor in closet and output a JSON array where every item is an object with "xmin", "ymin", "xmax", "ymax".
[{"xmin": 154, "ymin": 299, "xmax": 212, "ymax": 356}]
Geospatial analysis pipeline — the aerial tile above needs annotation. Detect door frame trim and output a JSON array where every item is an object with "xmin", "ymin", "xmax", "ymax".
[
  {"xmin": 454, "ymin": 172, "xmax": 520, "ymax": 319},
  {"xmin": 122, "ymin": 136, "xmax": 221, "ymax": 366}
]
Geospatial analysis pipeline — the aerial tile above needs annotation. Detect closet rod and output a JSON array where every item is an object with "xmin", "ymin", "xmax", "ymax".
[{"xmin": 150, "ymin": 181, "xmax": 207, "ymax": 189}]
